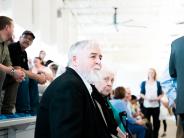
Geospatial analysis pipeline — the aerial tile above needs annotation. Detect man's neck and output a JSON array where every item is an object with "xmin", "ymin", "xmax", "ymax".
[
  {"xmin": 20, "ymin": 46, "xmax": 25, "ymax": 51},
  {"xmin": 0, "ymin": 32, "xmax": 5, "ymax": 43}
]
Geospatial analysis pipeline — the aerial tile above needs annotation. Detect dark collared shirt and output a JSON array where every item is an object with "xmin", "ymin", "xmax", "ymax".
[{"xmin": 8, "ymin": 41, "xmax": 29, "ymax": 70}]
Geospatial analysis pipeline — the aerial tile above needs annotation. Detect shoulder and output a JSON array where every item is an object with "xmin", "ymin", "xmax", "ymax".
[
  {"xmin": 140, "ymin": 81, "xmax": 146, "ymax": 86},
  {"xmin": 172, "ymin": 36, "xmax": 184, "ymax": 43},
  {"xmin": 46, "ymin": 70, "xmax": 86, "ymax": 96},
  {"xmin": 8, "ymin": 42, "xmax": 18, "ymax": 47},
  {"xmin": 40, "ymin": 71, "xmax": 86, "ymax": 104},
  {"xmin": 110, "ymin": 99, "xmax": 123, "ymax": 106},
  {"xmin": 171, "ymin": 36, "xmax": 184, "ymax": 48},
  {"xmin": 8, "ymin": 42, "xmax": 19, "ymax": 50}
]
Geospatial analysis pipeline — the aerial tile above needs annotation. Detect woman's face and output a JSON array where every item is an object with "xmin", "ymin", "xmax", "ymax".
[
  {"xmin": 148, "ymin": 69, "xmax": 156, "ymax": 80},
  {"xmin": 34, "ymin": 58, "xmax": 41, "ymax": 67}
]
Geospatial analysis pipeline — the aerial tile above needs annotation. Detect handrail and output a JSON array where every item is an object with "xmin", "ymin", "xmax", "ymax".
[{"xmin": 0, "ymin": 116, "xmax": 36, "ymax": 129}]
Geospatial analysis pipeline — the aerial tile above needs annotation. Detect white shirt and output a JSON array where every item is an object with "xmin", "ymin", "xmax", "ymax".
[
  {"xmin": 74, "ymin": 70, "xmax": 92, "ymax": 95},
  {"xmin": 144, "ymin": 81, "xmax": 159, "ymax": 108}
]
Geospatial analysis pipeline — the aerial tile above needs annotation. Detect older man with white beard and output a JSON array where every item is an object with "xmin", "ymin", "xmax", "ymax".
[{"xmin": 35, "ymin": 40, "xmax": 114, "ymax": 138}]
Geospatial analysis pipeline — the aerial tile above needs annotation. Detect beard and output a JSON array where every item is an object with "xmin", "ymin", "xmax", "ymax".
[{"xmin": 82, "ymin": 69, "xmax": 100, "ymax": 84}]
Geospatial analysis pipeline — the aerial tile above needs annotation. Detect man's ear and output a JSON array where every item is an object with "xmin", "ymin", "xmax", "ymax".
[
  {"xmin": 5, "ymin": 25, "xmax": 9, "ymax": 31},
  {"xmin": 72, "ymin": 56, "xmax": 78, "ymax": 66}
]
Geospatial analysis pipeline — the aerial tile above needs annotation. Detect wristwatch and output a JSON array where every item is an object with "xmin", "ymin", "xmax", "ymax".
[{"xmin": 10, "ymin": 68, "xmax": 15, "ymax": 76}]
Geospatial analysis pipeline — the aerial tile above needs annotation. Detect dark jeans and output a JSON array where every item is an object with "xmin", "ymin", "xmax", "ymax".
[
  {"xmin": 0, "ymin": 70, "xmax": 6, "ymax": 113},
  {"xmin": 177, "ymin": 115, "xmax": 184, "ymax": 138},
  {"xmin": 16, "ymin": 77, "xmax": 39, "ymax": 115},
  {"xmin": 128, "ymin": 122, "xmax": 146, "ymax": 138},
  {"xmin": 1, "ymin": 75, "xmax": 19, "ymax": 114},
  {"xmin": 144, "ymin": 107, "xmax": 160, "ymax": 138},
  {"xmin": 179, "ymin": 114, "xmax": 184, "ymax": 131}
]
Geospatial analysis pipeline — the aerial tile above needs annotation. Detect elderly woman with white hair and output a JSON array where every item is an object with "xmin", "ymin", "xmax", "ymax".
[{"xmin": 92, "ymin": 65, "xmax": 126, "ymax": 138}]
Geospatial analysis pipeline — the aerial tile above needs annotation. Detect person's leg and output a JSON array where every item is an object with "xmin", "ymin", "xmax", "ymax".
[
  {"xmin": 0, "ymin": 70, "xmax": 6, "ymax": 113},
  {"xmin": 144, "ymin": 107, "xmax": 153, "ymax": 137},
  {"xmin": 1, "ymin": 75, "xmax": 19, "ymax": 114},
  {"xmin": 163, "ymin": 120, "xmax": 167, "ymax": 132},
  {"xmin": 160, "ymin": 120, "xmax": 167, "ymax": 137},
  {"xmin": 176, "ymin": 115, "xmax": 184, "ymax": 138},
  {"xmin": 128, "ymin": 123, "xmax": 146, "ymax": 138},
  {"xmin": 179, "ymin": 113, "xmax": 184, "ymax": 131},
  {"xmin": 29, "ymin": 79, "xmax": 39, "ymax": 115},
  {"xmin": 145, "ymin": 121, "xmax": 153, "ymax": 138},
  {"xmin": 172, "ymin": 107, "xmax": 177, "ymax": 125},
  {"xmin": 144, "ymin": 108, "xmax": 152, "ymax": 122},
  {"xmin": 16, "ymin": 77, "xmax": 31, "ymax": 114},
  {"xmin": 152, "ymin": 107, "xmax": 160, "ymax": 138}
]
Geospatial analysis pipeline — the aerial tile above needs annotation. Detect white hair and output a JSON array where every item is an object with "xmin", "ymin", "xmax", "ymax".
[
  {"xmin": 92, "ymin": 64, "xmax": 116, "ymax": 86},
  {"xmin": 67, "ymin": 40, "xmax": 102, "ymax": 66}
]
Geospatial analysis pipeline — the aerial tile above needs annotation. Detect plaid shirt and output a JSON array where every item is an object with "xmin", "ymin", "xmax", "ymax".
[{"xmin": 160, "ymin": 66, "xmax": 177, "ymax": 107}]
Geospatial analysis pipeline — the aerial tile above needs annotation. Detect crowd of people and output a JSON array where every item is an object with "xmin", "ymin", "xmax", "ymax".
[
  {"xmin": 0, "ymin": 16, "xmax": 58, "ymax": 118},
  {"xmin": 0, "ymin": 15, "xmax": 183, "ymax": 138}
]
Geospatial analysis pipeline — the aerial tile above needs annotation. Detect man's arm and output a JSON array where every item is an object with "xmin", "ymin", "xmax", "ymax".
[
  {"xmin": 0, "ymin": 64, "xmax": 25, "ymax": 81},
  {"xmin": 0, "ymin": 63, "xmax": 13, "ymax": 74},
  {"xmin": 49, "ymin": 85, "xmax": 84, "ymax": 138},
  {"xmin": 22, "ymin": 69, "xmax": 46, "ymax": 84}
]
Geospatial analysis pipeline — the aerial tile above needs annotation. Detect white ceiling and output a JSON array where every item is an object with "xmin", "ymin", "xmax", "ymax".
[
  {"xmin": 63, "ymin": 0, "xmax": 184, "ymax": 65},
  {"xmin": 1, "ymin": 0, "xmax": 184, "ymax": 91}
]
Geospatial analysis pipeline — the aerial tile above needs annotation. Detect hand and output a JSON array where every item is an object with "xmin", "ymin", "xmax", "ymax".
[
  {"xmin": 149, "ymin": 99, "xmax": 156, "ymax": 102},
  {"xmin": 149, "ymin": 97, "xmax": 159, "ymax": 102},
  {"xmin": 38, "ymin": 73, "xmax": 47, "ymax": 84},
  {"xmin": 14, "ymin": 69, "xmax": 25, "ymax": 82},
  {"xmin": 118, "ymin": 133, "xmax": 127, "ymax": 138}
]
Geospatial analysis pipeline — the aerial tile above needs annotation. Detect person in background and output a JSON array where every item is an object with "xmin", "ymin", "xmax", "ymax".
[
  {"xmin": 159, "ymin": 95, "xmax": 169, "ymax": 137},
  {"xmin": 93, "ymin": 66, "xmax": 126, "ymax": 138},
  {"xmin": 140, "ymin": 68, "xmax": 163, "ymax": 138},
  {"xmin": 111, "ymin": 86, "xmax": 146, "ymax": 138},
  {"xmin": 169, "ymin": 36, "xmax": 184, "ymax": 136},
  {"xmin": 0, "ymin": 16, "xmax": 25, "ymax": 119},
  {"xmin": 48, "ymin": 63, "xmax": 58, "ymax": 78},
  {"xmin": 130, "ymin": 95, "xmax": 144, "ymax": 120},
  {"xmin": 44, "ymin": 60, "xmax": 53, "ymax": 67},
  {"xmin": 55, "ymin": 64, "xmax": 66, "ymax": 78},
  {"xmin": 39, "ymin": 50, "xmax": 46, "ymax": 65},
  {"xmin": 130, "ymin": 95, "xmax": 153, "ymax": 138},
  {"xmin": 35, "ymin": 40, "xmax": 115, "ymax": 138},
  {"xmin": 44, "ymin": 60, "xmax": 59, "ymax": 78},
  {"xmin": 160, "ymin": 66, "xmax": 176, "ymax": 109},
  {"xmin": 160, "ymin": 65, "xmax": 183, "ymax": 138},
  {"xmin": 32, "ymin": 57, "xmax": 53, "ymax": 95},
  {"xmin": 6, "ymin": 30, "xmax": 46, "ymax": 117}
]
